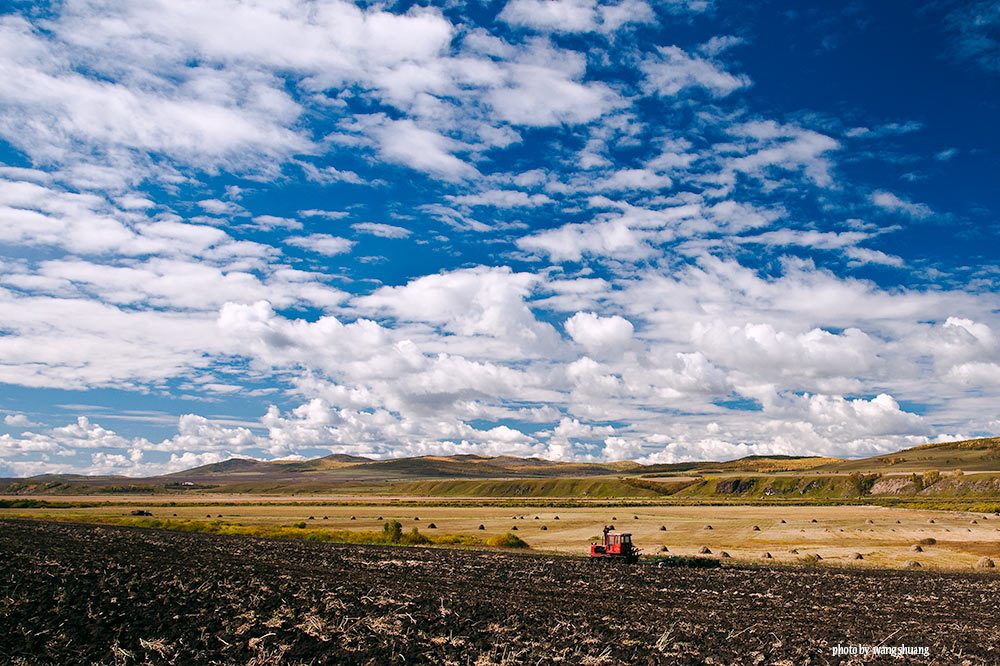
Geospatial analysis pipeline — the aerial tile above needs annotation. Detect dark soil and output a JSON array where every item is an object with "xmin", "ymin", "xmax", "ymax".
[{"xmin": 2, "ymin": 519, "xmax": 999, "ymax": 665}]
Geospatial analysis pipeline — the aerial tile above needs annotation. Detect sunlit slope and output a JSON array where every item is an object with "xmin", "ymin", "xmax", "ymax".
[{"xmin": 814, "ymin": 437, "xmax": 1000, "ymax": 473}]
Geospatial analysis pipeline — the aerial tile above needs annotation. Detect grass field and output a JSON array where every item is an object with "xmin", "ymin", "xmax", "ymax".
[{"xmin": 5, "ymin": 497, "xmax": 998, "ymax": 572}]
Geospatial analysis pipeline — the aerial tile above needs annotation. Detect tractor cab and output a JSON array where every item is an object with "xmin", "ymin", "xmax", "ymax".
[{"xmin": 590, "ymin": 525, "xmax": 639, "ymax": 563}]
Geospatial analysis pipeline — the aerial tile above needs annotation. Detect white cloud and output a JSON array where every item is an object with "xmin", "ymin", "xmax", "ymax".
[
  {"xmin": 351, "ymin": 222, "xmax": 412, "ymax": 238},
  {"xmin": 448, "ymin": 190, "xmax": 553, "ymax": 208},
  {"xmin": 641, "ymin": 46, "xmax": 750, "ymax": 98},
  {"xmin": 485, "ymin": 41, "xmax": 622, "ymax": 126},
  {"xmin": 499, "ymin": 0, "xmax": 655, "ymax": 34},
  {"xmin": 299, "ymin": 209, "xmax": 349, "ymax": 220},
  {"xmin": 373, "ymin": 117, "xmax": 479, "ymax": 181},
  {"xmin": 725, "ymin": 120, "xmax": 840, "ymax": 187},
  {"xmin": 871, "ymin": 190, "xmax": 933, "ymax": 219},
  {"xmin": 565, "ymin": 312, "xmax": 634, "ymax": 351},
  {"xmin": 524, "ymin": 221, "xmax": 651, "ymax": 262},
  {"xmin": 4, "ymin": 414, "xmax": 39, "ymax": 428},
  {"xmin": 286, "ymin": 234, "xmax": 356, "ymax": 256}
]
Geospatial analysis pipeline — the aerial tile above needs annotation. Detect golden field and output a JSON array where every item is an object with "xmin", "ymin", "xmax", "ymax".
[{"xmin": 4, "ymin": 497, "xmax": 999, "ymax": 572}]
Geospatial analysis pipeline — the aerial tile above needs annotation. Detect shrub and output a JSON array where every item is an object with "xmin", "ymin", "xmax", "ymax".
[
  {"xmin": 485, "ymin": 532, "xmax": 529, "ymax": 548},
  {"xmin": 399, "ymin": 527, "xmax": 431, "ymax": 545},
  {"xmin": 848, "ymin": 472, "xmax": 881, "ymax": 498},
  {"xmin": 293, "ymin": 521, "xmax": 307, "ymax": 529},
  {"xmin": 382, "ymin": 520, "xmax": 403, "ymax": 543}
]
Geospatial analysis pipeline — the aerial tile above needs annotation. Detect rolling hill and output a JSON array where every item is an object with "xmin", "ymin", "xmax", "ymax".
[{"xmin": 1, "ymin": 436, "xmax": 998, "ymax": 497}]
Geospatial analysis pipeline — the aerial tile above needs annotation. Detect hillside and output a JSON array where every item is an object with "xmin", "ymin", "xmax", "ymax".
[
  {"xmin": 1, "ymin": 437, "xmax": 998, "ymax": 497},
  {"xmin": 814, "ymin": 437, "xmax": 1000, "ymax": 473}
]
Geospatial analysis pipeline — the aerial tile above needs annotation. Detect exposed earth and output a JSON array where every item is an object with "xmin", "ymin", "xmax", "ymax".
[{"xmin": 2, "ymin": 520, "xmax": 999, "ymax": 665}]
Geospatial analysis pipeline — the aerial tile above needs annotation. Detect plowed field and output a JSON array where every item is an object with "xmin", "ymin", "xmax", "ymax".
[{"xmin": 2, "ymin": 520, "xmax": 999, "ymax": 665}]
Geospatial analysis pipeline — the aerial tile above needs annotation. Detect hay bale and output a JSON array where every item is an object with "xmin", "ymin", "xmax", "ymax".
[
  {"xmin": 971, "ymin": 519, "xmax": 979, "ymax": 524},
  {"xmin": 633, "ymin": 515, "xmax": 639, "ymax": 520},
  {"xmin": 612, "ymin": 516, "xmax": 618, "ymax": 521},
  {"xmin": 534, "ymin": 516, "xmax": 539, "ymax": 520},
  {"xmin": 780, "ymin": 519, "xmax": 786, "ymax": 523},
  {"xmin": 206, "ymin": 514, "xmax": 211, "ymax": 518},
  {"xmin": 308, "ymin": 516, "xmax": 314, "ymax": 520},
  {"xmin": 851, "ymin": 552, "xmax": 863, "ymax": 560},
  {"xmin": 788, "ymin": 548, "xmax": 798, "ymax": 554},
  {"xmin": 427, "ymin": 523, "xmax": 437, "ymax": 529},
  {"xmin": 896, "ymin": 520, "xmax": 901, "ymax": 524},
  {"xmin": 414, "ymin": 517, "xmax": 419, "ymax": 521},
  {"xmin": 511, "ymin": 526, "xmax": 518, "ymax": 530},
  {"xmin": 865, "ymin": 519, "xmax": 874, "ymax": 524},
  {"xmin": 911, "ymin": 544, "xmax": 923, "ymax": 552},
  {"xmin": 761, "ymin": 552, "xmax": 772, "ymax": 559},
  {"xmin": 608, "ymin": 524, "xmax": 615, "ymax": 530},
  {"xmin": 660, "ymin": 545, "xmax": 669, "ymax": 552},
  {"xmin": 659, "ymin": 525, "xmax": 666, "ymax": 531},
  {"xmin": 751, "ymin": 525, "xmax": 760, "ymax": 531},
  {"xmin": 719, "ymin": 551, "xmax": 731, "ymax": 558},
  {"xmin": 478, "ymin": 524, "xmax": 485, "ymax": 530},
  {"xmin": 810, "ymin": 519, "xmax": 818, "ymax": 523},
  {"xmin": 350, "ymin": 516, "xmax": 356, "ymax": 520},
  {"xmin": 218, "ymin": 514, "xmax": 223, "ymax": 518},
  {"xmin": 540, "ymin": 525, "xmax": 547, "ymax": 531},
  {"xmin": 554, "ymin": 516, "xmax": 560, "ymax": 520},
  {"xmin": 703, "ymin": 525, "xmax": 713, "ymax": 530},
  {"xmin": 905, "ymin": 560, "xmax": 921, "ymax": 568},
  {"xmin": 918, "ymin": 538, "xmax": 936, "ymax": 545},
  {"xmin": 378, "ymin": 516, "xmax": 383, "ymax": 520},
  {"xmin": 927, "ymin": 519, "xmax": 935, "ymax": 524},
  {"xmin": 699, "ymin": 546, "xmax": 712, "ymax": 554},
  {"xmin": 323, "ymin": 516, "xmax": 329, "ymax": 520},
  {"xmin": 812, "ymin": 553, "xmax": 823, "ymax": 560},
  {"xmin": 975, "ymin": 557, "xmax": 995, "ymax": 569}
]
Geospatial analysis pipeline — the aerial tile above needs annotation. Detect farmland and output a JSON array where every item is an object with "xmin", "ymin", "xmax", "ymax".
[
  {"xmin": 4, "ymin": 499, "xmax": 1000, "ymax": 571},
  {"xmin": 3, "ymin": 519, "xmax": 999, "ymax": 665}
]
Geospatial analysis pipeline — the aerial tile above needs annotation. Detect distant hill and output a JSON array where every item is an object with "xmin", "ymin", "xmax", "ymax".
[
  {"xmin": 815, "ymin": 437, "xmax": 1000, "ymax": 474},
  {"xmin": 1, "ymin": 436, "xmax": 998, "ymax": 496}
]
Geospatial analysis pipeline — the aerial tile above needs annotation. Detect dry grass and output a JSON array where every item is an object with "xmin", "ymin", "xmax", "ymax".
[{"xmin": 4, "ymin": 500, "xmax": 999, "ymax": 571}]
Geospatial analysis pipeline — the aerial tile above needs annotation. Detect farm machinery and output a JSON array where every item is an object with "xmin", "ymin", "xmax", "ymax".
[
  {"xmin": 589, "ymin": 525, "xmax": 640, "ymax": 564},
  {"xmin": 589, "ymin": 525, "xmax": 722, "ymax": 567}
]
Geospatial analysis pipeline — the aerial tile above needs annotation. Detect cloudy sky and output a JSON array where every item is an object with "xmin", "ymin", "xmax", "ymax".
[{"xmin": 1, "ymin": 0, "xmax": 999, "ymax": 477}]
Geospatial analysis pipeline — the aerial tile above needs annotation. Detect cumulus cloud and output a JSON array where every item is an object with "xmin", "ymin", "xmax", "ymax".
[
  {"xmin": 0, "ymin": 1, "xmax": 996, "ymax": 476},
  {"xmin": 565, "ymin": 312, "xmax": 634, "ymax": 352},
  {"xmin": 286, "ymin": 234, "xmax": 356, "ymax": 256}
]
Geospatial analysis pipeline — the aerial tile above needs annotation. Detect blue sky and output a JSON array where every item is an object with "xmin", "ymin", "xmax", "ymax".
[{"xmin": 1, "ymin": 0, "xmax": 999, "ymax": 476}]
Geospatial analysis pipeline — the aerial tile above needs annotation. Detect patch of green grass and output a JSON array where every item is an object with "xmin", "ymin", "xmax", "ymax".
[{"xmin": 4, "ymin": 514, "xmax": 531, "ymax": 550}]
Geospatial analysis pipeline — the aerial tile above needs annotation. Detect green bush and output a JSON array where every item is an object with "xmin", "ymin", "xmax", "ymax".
[
  {"xmin": 382, "ymin": 520, "xmax": 403, "ymax": 543},
  {"xmin": 485, "ymin": 532, "xmax": 529, "ymax": 548},
  {"xmin": 400, "ymin": 526, "xmax": 432, "ymax": 545}
]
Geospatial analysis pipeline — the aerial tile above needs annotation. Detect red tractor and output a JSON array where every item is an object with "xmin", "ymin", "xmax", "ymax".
[{"xmin": 590, "ymin": 525, "xmax": 639, "ymax": 563}]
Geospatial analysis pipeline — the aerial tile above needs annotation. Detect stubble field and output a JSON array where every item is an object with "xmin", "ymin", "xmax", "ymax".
[{"xmin": 5, "ymin": 499, "xmax": 1000, "ymax": 570}]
